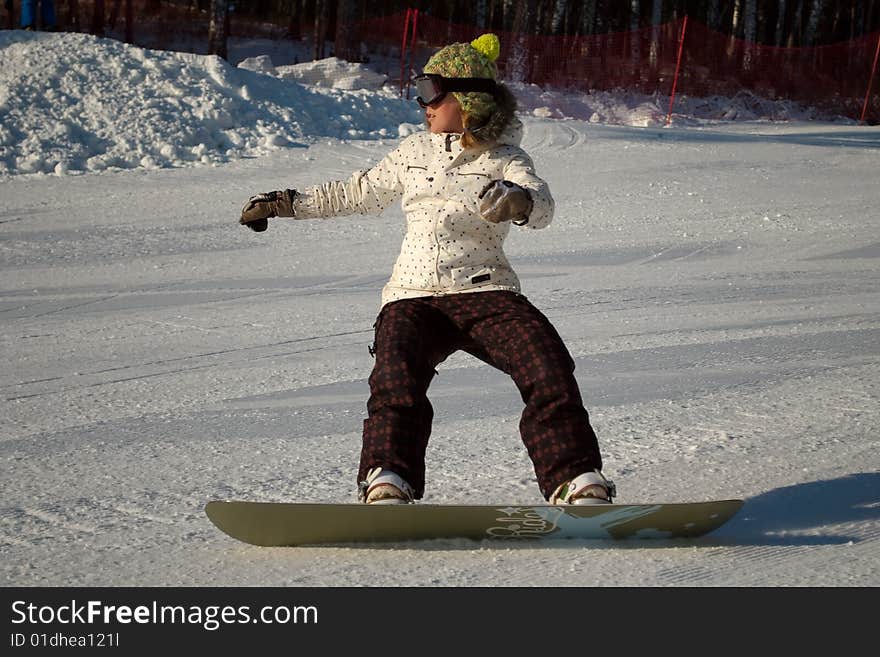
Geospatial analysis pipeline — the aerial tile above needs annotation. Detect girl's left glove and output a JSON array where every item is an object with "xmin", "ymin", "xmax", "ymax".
[
  {"xmin": 478, "ymin": 180, "xmax": 533, "ymax": 225},
  {"xmin": 240, "ymin": 189, "xmax": 298, "ymax": 232}
]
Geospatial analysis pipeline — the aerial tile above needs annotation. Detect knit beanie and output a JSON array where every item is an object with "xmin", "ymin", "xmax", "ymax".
[{"xmin": 423, "ymin": 34, "xmax": 501, "ymax": 122}]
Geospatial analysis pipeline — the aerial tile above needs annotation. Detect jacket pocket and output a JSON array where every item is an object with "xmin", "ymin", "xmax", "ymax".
[
  {"xmin": 449, "ymin": 171, "xmax": 493, "ymax": 212},
  {"xmin": 403, "ymin": 165, "xmax": 437, "ymax": 208}
]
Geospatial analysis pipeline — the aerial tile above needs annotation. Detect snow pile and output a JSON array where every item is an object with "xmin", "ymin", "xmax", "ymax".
[
  {"xmin": 236, "ymin": 54, "xmax": 278, "ymax": 76},
  {"xmin": 512, "ymin": 83, "xmax": 852, "ymax": 127},
  {"xmin": 242, "ymin": 55, "xmax": 390, "ymax": 91},
  {"xmin": 0, "ymin": 30, "xmax": 855, "ymax": 178},
  {"xmin": 0, "ymin": 31, "xmax": 420, "ymax": 176},
  {"xmin": 277, "ymin": 57, "xmax": 388, "ymax": 90}
]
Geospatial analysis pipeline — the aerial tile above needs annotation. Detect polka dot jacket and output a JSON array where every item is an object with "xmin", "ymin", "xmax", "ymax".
[{"xmin": 293, "ymin": 118, "xmax": 555, "ymax": 308}]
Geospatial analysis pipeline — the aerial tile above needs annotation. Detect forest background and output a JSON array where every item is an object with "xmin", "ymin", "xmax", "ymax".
[
  {"xmin": 3, "ymin": 2, "xmax": 880, "ymax": 121},
  {"xmin": 5, "ymin": 1, "xmax": 879, "ymax": 57}
]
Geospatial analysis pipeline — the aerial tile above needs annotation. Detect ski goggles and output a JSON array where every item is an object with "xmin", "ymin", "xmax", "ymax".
[{"xmin": 413, "ymin": 73, "xmax": 498, "ymax": 108}]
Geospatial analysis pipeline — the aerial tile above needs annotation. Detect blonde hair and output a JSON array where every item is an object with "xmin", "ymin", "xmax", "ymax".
[
  {"xmin": 460, "ymin": 112, "xmax": 482, "ymax": 149},
  {"xmin": 461, "ymin": 111, "xmax": 491, "ymax": 149}
]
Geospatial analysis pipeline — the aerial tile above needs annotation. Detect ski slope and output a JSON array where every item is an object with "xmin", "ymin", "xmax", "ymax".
[{"xmin": 1, "ymin": 31, "xmax": 878, "ymax": 586}]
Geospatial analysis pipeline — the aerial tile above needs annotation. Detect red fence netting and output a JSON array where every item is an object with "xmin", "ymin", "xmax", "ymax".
[
  {"xmin": 3, "ymin": 2, "xmax": 878, "ymax": 123},
  {"xmin": 362, "ymin": 11, "xmax": 880, "ymax": 123}
]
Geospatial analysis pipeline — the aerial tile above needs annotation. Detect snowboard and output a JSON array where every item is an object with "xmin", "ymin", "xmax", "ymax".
[{"xmin": 205, "ymin": 499, "xmax": 743, "ymax": 546}]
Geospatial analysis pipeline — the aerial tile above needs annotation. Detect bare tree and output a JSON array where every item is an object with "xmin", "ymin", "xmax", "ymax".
[
  {"xmin": 707, "ymin": 0, "xmax": 722, "ymax": 30},
  {"xmin": 788, "ymin": 0, "xmax": 804, "ymax": 46},
  {"xmin": 775, "ymin": 0, "xmax": 788, "ymax": 45},
  {"xmin": 502, "ymin": 0, "xmax": 516, "ymax": 31},
  {"xmin": 335, "ymin": 0, "xmax": 361, "ymax": 61},
  {"xmin": 474, "ymin": 0, "xmax": 488, "ymax": 29},
  {"xmin": 581, "ymin": 0, "xmax": 598, "ymax": 35},
  {"xmin": 551, "ymin": 0, "xmax": 568, "ymax": 35},
  {"xmin": 630, "ymin": 0, "xmax": 640, "ymax": 77},
  {"xmin": 649, "ymin": 0, "xmax": 662, "ymax": 71},
  {"xmin": 107, "ymin": 0, "xmax": 133, "ymax": 42},
  {"xmin": 508, "ymin": 0, "xmax": 538, "ymax": 82},
  {"xmin": 208, "ymin": 0, "xmax": 229, "ymax": 60},
  {"xmin": 803, "ymin": 0, "xmax": 826, "ymax": 45},
  {"xmin": 742, "ymin": 0, "xmax": 757, "ymax": 71},
  {"xmin": 731, "ymin": 0, "xmax": 742, "ymax": 36},
  {"xmin": 726, "ymin": 0, "xmax": 742, "ymax": 60},
  {"xmin": 314, "ymin": 0, "xmax": 330, "ymax": 60},
  {"xmin": 91, "ymin": 0, "xmax": 105, "ymax": 35},
  {"xmin": 109, "ymin": 0, "xmax": 121, "ymax": 27},
  {"xmin": 287, "ymin": 0, "xmax": 301, "ymax": 41},
  {"xmin": 65, "ymin": 0, "xmax": 81, "ymax": 31}
]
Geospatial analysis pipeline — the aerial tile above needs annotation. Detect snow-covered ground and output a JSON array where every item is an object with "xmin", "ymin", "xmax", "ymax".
[{"xmin": 1, "ymin": 31, "xmax": 878, "ymax": 586}]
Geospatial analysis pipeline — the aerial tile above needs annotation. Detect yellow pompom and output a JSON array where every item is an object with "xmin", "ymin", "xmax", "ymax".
[{"xmin": 470, "ymin": 33, "xmax": 500, "ymax": 62}]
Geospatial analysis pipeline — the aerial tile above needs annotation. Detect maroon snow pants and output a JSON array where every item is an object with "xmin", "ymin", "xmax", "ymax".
[{"xmin": 359, "ymin": 290, "xmax": 602, "ymax": 500}]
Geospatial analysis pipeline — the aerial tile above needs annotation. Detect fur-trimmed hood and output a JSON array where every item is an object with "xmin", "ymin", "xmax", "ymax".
[{"xmin": 464, "ymin": 83, "xmax": 521, "ymax": 148}]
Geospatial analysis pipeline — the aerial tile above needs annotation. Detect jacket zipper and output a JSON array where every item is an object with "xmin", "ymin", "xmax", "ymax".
[
  {"xmin": 437, "ymin": 138, "xmax": 453, "ymax": 289},
  {"xmin": 434, "ymin": 134, "xmax": 461, "ymax": 291},
  {"xmin": 432, "ymin": 195, "xmax": 442, "ymax": 291}
]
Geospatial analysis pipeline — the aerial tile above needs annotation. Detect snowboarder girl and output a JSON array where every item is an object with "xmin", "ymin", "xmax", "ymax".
[{"xmin": 240, "ymin": 34, "xmax": 614, "ymax": 506}]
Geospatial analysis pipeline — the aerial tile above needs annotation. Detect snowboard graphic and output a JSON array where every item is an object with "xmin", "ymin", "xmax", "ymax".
[{"xmin": 205, "ymin": 499, "xmax": 743, "ymax": 546}]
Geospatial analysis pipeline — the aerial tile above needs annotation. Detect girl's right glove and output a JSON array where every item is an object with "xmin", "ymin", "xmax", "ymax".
[
  {"xmin": 239, "ymin": 189, "xmax": 298, "ymax": 232},
  {"xmin": 478, "ymin": 180, "xmax": 533, "ymax": 226}
]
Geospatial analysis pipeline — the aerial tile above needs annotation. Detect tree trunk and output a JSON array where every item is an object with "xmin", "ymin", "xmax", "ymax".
[
  {"xmin": 313, "ymin": 0, "xmax": 329, "ymax": 60},
  {"xmin": 502, "ymin": 0, "xmax": 515, "ymax": 31},
  {"xmin": 208, "ymin": 0, "xmax": 229, "ymax": 60},
  {"xmin": 124, "ymin": 0, "xmax": 132, "ymax": 43},
  {"xmin": 788, "ymin": 0, "xmax": 804, "ymax": 46},
  {"xmin": 287, "ymin": 0, "xmax": 301, "ymax": 40},
  {"xmin": 707, "ymin": 0, "xmax": 721, "ymax": 30},
  {"xmin": 731, "ymin": 0, "xmax": 743, "ymax": 37},
  {"xmin": 581, "ymin": 0, "xmax": 598, "ymax": 36},
  {"xmin": 474, "ymin": 0, "xmax": 488, "ymax": 29},
  {"xmin": 743, "ymin": 1, "xmax": 757, "ymax": 44},
  {"xmin": 551, "ymin": 0, "xmax": 568, "ymax": 35},
  {"xmin": 775, "ymin": 0, "xmax": 788, "ymax": 45},
  {"xmin": 509, "ymin": 0, "xmax": 537, "ymax": 82},
  {"xmin": 726, "ymin": 0, "xmax": 742, "ymax": 62},
  {"xmin": 108, "ymin": 0, "xmax": 120, "ymax": 28},
  {"xmin": 803, "ymin": 0, "xmax": 825, "ymax": 46},
  {"xmin": 67, "ymin": 0, "xmax": 80, "ymax": 31},
  {"xmin": 649, "ymin": 0, "xmax": 662, "ymax": 71},
  {"xmin": 630, "ymin": 0, "xmax": 641, "ymax": 82},
  {"xmin": 829, "ymin": 0, "xmax": 842, "ymax": 41},
  {"xmin": 742, "ymin": 0, "xmax": 757, "ymax": 71},
  {"xmin": 91, "ymin": 0, "xmax": 105, "ymax": 35},
  {"xmin": 334, "ymin": 0, "xmax": 360, "ymax": 62}
]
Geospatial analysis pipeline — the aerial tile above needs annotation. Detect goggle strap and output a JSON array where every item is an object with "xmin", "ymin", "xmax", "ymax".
[{"xmin": 441, "ymin": 77, "xmax": 498, "ymax": 95}]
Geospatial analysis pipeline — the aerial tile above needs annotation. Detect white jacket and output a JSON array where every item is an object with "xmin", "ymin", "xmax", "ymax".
[{"xmin": 293, "ymin": 119, "xmax": 555, "ymax": 308}]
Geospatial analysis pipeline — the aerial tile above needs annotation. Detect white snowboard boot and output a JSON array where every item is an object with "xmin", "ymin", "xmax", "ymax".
[
  {"xmin": 359, "ymin": 467, "xmax": 415, "ymax": 505},
  {"xmin": 550, "ymin": 470, "xmax": 616, "ymax": 505}
]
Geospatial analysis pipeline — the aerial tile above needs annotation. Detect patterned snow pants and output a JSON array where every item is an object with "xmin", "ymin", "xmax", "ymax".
[{"xmin": 359, "ymin": 290, "xmax": 603, "ymax": 500}]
